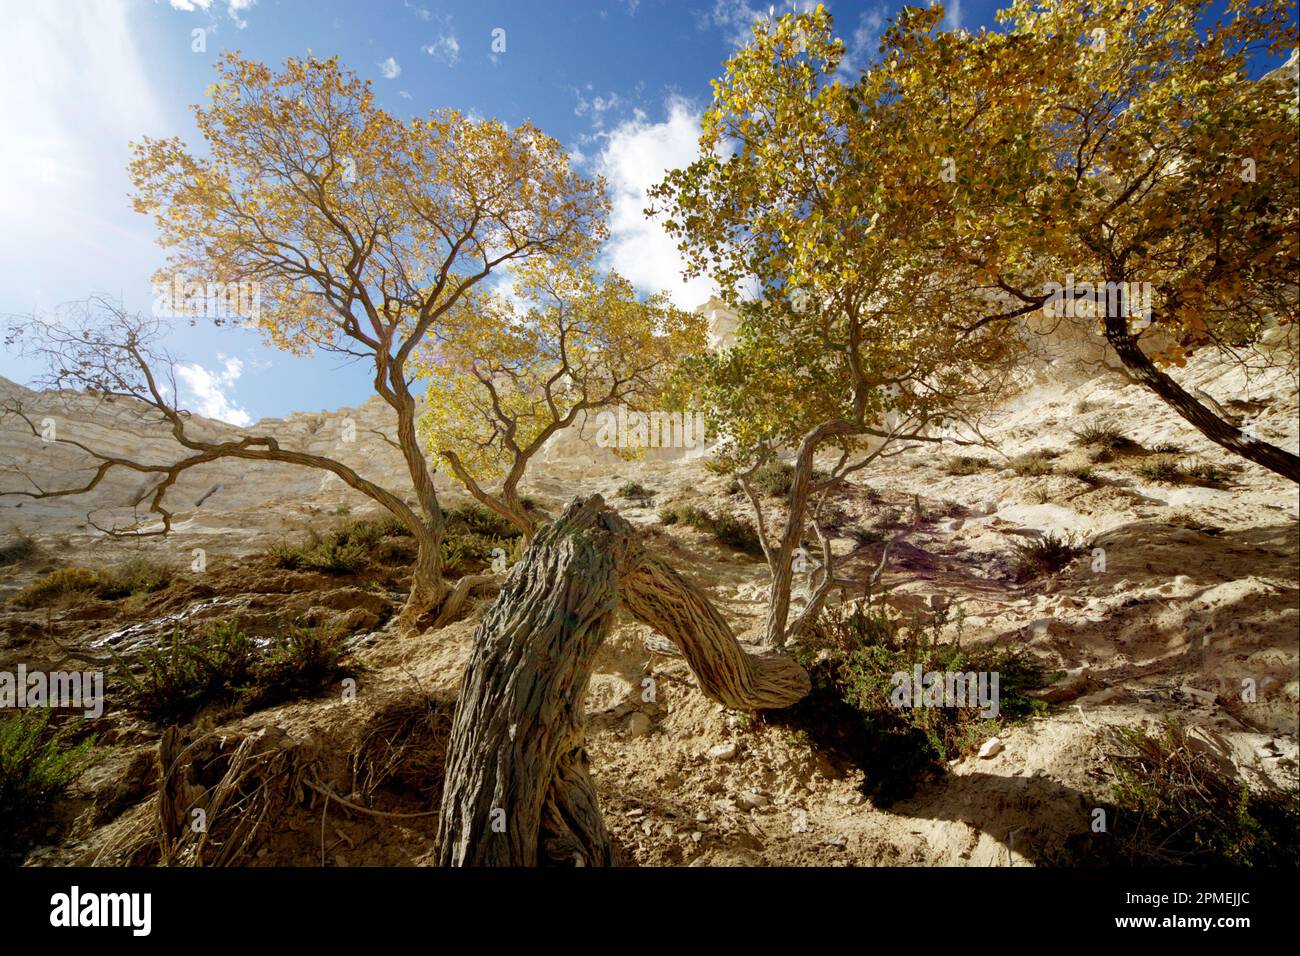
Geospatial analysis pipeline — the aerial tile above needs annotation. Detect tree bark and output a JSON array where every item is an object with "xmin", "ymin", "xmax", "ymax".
[
  {"xmin": 435, "ymin": 495, "xmax": 809, "ymax": 866},
  {"xmin": 1103, "ymin": 310, "xmax": 1299, "ymax": 482}
]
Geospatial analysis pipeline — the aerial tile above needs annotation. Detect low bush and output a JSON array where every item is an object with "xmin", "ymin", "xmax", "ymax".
[
  {"xmin": 116, "ymin": 619, "xmax": 355, "ymax": 723},
  {"xmin": 1134, "ymin": 455, "xmax": 1184, "ymax": 484},
  {"xmin": 1010, "ymin": 531, "xmax": 1088, "ymax": 580},
  {"xmin": 0, "ymin": 710, "xmax": 95, "ymax": 829},
  {"xmin": 1057, "ymin": 719, "xmax": 1300, "ymax": 866},
  {"xmin": 772, "ymin": 600, "xmax": 1048, "ymax": 805},
  {"xmin": 1071, "ymin": 421, "xmax": 1133, "ymax": 451}
]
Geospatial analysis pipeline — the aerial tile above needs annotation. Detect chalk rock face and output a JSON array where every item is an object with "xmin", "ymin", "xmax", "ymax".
[
  {"xmin": 0, "ymin": 294, "xmax": 734, "ymax": 536},
  {"xmin": 701, "ymin": 297, "xmax": 740, "ymax": 353},
  {"xmin": 0, "ymin": 376, "xmax": 424, "ymax": 539}
]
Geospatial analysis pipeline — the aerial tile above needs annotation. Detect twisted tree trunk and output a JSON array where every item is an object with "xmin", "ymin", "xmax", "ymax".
[{"xmin": 436, "ymin": 495, "xmax": 809, "ymax": 866}]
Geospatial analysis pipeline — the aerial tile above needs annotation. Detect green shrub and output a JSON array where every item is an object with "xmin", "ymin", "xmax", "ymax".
[
  {"xmin": 1135, "ymin": 455, "xmax": 1184, "ymax": 484},
  {"xmin": 617, "ymin": 481, "xmax": 655, "ymax": 500},
  {"xmin": 96, "ymin": 557, "xmax": 173, "ymax": 600},
  {"xmin": 1008, "ymin": 450, "xmax": 1058, "ymax": 476},
  {"xmin": 1185, "ymin": 461, "xmax": 1229, "ymax": 486},
  {"xmin": 1059, "ymin": 719, "xmax": 1300, "ymax": 866},
  {"xmin": 116, "ymin": 619, "xmax": 354, "ymax": 723},
  {"xmin": 247, "ymin": 625, "xmax": 353, "ymax": 709},
  {"xmin": 1064, "ymin": 465, "xmax": 1102, "ymax": 486},
  {"xmin": 745, "ymin": 461, "xmax": 831, "ymax": 497},
  {"xmin": 711, "ymin": 512, "xmax": 764, "ymax": 556},
  {"xmin": 10, "ymin": 567, "xmax": 103, "ymax": 607},
  {"xmin": 1010, "ymin": 531, "xmax": 1087, "ymax": 580},
  {"xmin": 1071, "ymin": 421, "xmax": 1133, "ymax": 450},
  {"xmin": 0, "ymin": 710, "xmax": 95, "ymax": 833},
  {"xmin": 751, "ymin": 461, "xmax": 795, "ymax": 497},
  {"xmin": 270, "ymin": 515, "xmax": 423, "ymax": 574},
  {"xmin": 773, "ymin": 601, "xmax": 1047, "ymax": 805},
  {"xmin": 270, "ymin": 532, "xmax": 367, "ymax": 574},
  {"xmin": 0, "ymin": 534, "xmax": 36, "ymax": 567},
  {"xmin": 944, "ymin": 455, "xmax": 991, "ymax": 476},
  {"xmin": 116, "ymin": 620, "xmax": 261, "ymax": 724},
  {"xmin": 446, "ymin": 503, "xmax": 521, "ymax": 539},
  {"xmin": 656, "ymin": 503, "xmax": 762, "ymax": 555}
]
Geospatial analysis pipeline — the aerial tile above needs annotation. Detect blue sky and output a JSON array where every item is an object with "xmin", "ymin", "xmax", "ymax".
[{"xmin": 0, "ymin": 0, "xmax": 1284, "ymax": 423}]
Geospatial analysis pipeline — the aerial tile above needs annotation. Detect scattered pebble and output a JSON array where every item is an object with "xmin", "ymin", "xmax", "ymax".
[
  {"xmin": 707, "ymin": 742, "xmax": 739, "ymax": 761},
  {"xmin": 624, "ymin": 712, "xmax": 653, "ymax": 737}
]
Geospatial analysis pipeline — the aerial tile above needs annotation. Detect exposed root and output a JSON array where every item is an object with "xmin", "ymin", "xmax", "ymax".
[{"xmin": 351, "ymin": 690, "xmax": 456, "ymax": 811}]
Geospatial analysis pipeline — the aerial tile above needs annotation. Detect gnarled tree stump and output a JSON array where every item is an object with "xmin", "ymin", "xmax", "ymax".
[{"xmin": 435, "ymin": 495, "xmax": 810, "ymax": 866}]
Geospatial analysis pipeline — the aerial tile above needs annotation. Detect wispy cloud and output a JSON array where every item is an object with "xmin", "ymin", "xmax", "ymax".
[
  {"xmin": 700, "ymin": 0, "xmax": 821, "ymax": 50},
  {"xmin": 942, "ymin": 0, "xmax": 964, "ymax": 32},
  {"xmin": 378, "ymin": 56, "xmax": 401, "ymax": 79},
  {"xmin": 421, "ymin": 33, "xmax": 460, "ymax": 66},
  {"xmin": 840, "ymin": 4, "xmax": 888, "ymax": 75},
  {"xmin": 177, "ymin": 356, "xmax": 252, "ymax": 427},
  {"xmin": 168, "ymin": 0, "xmax": 257, "ymax": 30},
  {"xmin": 574, "ymin": 85, "xmax": 623, "ymax": 129},
  {"xmin": 419, "ymin": 11, "xmax": 461, "ymax": 66}
]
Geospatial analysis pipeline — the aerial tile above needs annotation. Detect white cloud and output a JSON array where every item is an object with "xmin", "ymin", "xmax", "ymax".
[
  {"xmin": 378, "ymin": 56, "xmax": 401, "ymax": 79},
  {"xmin": 594, "ymin": 98, "xmax": 717, "ymax": 310},
  {"xmin": 404, "ymin": 2, "xmax": 433, "ymax": 21},
  {"xmin": 168, "ymin": 0, "xmax": 256, "ymax": 29},
  {"xmin": 177, "ymin": 355, "xmax": 252, "ymax": 427},
  {"xmin": 421, "ymin": 33, "xmax": 460, "ymax": 66},
  {"xmin": 702, "ymin": 0, "xmax": 821, "ymax": 50},
  {"xmin": 839, "ymin": 5, "xmax": 887, "ymax": 76},
  {"xmin": 226, "ymin": 0, "xmax": 256, "ymax": 29},
  {"xmin": 0, "ymin": 0, "xmax": 169, "ymax": 315},
  {"xmin": 574, "ymin": 88, "xmax": 622, "ymax": 128}
]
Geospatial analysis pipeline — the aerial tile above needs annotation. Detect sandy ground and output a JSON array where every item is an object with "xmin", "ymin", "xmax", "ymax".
[{"xmin": 1, "ymin": 343, "xmax": 1297, "ymax": 867}]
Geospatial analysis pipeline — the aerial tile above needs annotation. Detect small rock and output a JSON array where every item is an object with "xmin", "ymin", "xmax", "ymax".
[
  {"xmin": 735, "ymin": 791, "xmax": 770, "ymax": 811},
  {"xmin": 624, "ymin": 712, "xmax": 653, "ymax": 737},
  {"xmin": 691, "ymin": 831, "xmax": 703, "ymax": 843},
  {"xmin": 707, "ymin": 742, "xmax": 740, "ymax": 761},
  {"xmin": 978, "ymin": 737, "xmax": 1004, "ymax": 759},
  {"xmin": 824, "ymin": 834, "xmax": 848, "ymax": 848}
]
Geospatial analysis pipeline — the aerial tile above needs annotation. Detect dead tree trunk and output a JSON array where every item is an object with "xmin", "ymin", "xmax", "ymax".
[{"xmin": 436, "ymin": 495, "xmax": 810, "ymax": 866}]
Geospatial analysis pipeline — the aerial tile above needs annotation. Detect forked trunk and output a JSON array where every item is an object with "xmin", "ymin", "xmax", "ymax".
[
  {"xmin": 395, "ymin": 528, "xmax": 447, "ymax": 633},
  {"xmin": 435, "ymin": 495, "xmax": 809, "ymax": 866}
]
